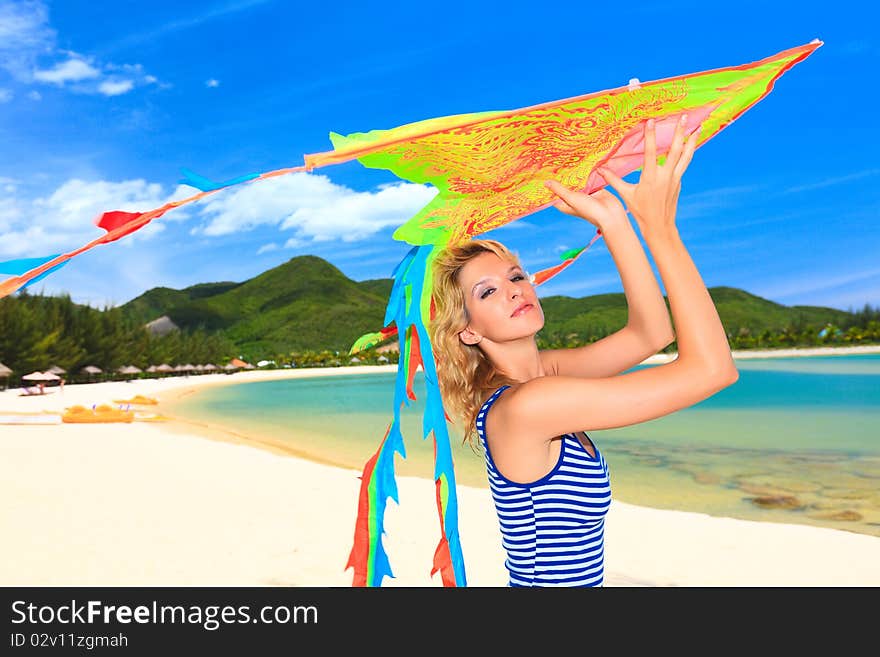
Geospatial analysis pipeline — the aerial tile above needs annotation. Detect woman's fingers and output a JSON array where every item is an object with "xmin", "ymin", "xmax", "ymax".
[
  {"xmin": 545, "ymin": 180, "xmax": 593, "ymax": 217},
  {"xmin": 596, "ymin": 166, "xmax": 631, "ymax": 202},
  {"xmin": 665, "ymin": 114, "xmax": 688, "ymax": 173},
  {"xmin": 672, "ymin": 125, "xmax": 701, "ymax": 180},
  {"xmin": 552, "ymin": 197, "xmax": 578, "ymax": 216},
  {"xmin": 544, "ymin": 180, "xmax": 580, "ymax": 206}
]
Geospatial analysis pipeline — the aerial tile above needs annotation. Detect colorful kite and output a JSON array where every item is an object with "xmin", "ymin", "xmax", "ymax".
[{"xmin": 0, "ymin": 40, "xmax": 822, "ymax": 586}]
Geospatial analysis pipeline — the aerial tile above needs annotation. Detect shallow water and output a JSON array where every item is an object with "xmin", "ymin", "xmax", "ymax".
[{"xmin": 165, "ymin": 354, "xmax": 880, "ymax": 538}]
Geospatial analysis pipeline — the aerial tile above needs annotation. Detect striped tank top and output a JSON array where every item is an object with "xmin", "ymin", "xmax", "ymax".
[{"xmin": 476, "ymin": 384, "xmax": 612, "ymax": 587}]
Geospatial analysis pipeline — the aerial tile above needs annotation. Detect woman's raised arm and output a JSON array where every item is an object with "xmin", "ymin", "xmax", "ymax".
[{"xmin": 497, "ymin": 115, "xmax": 737, "ymax": 440}]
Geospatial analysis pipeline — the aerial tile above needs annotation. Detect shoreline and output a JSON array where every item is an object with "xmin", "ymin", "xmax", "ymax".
[{"xmin": 2, "ymin": 343, "xmax": 879, "ymax": 586}]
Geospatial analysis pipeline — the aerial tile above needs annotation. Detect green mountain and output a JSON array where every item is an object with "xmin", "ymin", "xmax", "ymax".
[
  {"xmin": 121, "ymin": 256, "xmax": 391, "ymax": 355},
  {"xmin": 119, "ymin": 255, "xmax": 861, "ymax": 355},
  {"xmin": 538, "ymin": 286, "xmax": 853, "ymax": 344}
]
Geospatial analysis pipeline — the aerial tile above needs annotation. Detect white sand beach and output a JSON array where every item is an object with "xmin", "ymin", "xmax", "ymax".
[{"xmin": 1, "ymin": 344, "xmax": 879, "ymax": 587}]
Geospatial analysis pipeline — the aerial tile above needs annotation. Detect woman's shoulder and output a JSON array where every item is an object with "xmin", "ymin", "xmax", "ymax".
[{"xmin": 479, "ymin": 383, "xmax": 518, "ymax": 410}]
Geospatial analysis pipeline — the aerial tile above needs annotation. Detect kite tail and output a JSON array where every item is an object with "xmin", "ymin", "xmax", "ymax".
[
  {"xmin": 408, "ymin": 244, "xmax": 467, "ymax": 586},
  {"xmin": 529, "ymin": 231, "xmax": 602, "ymax": 285},
  {"xmin": 345, "ymin": 418, "xmax": 403, "ymax": 587},
  {"xmin": 349, "ymin": 326, "xmax": 399, "ymax": 356},
  {"xmin": 346, "ymin": 241, "xmax": 468, "ymax": 586}
]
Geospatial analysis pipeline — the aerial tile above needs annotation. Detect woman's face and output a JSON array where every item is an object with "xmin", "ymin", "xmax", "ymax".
[{"xmin": 456, "ymin": 251, "xmax": 544, "ymax": 346}]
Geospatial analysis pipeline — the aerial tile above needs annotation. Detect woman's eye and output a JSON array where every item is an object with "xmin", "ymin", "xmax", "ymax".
[{"xmin": 479, "ymin": 274, "xmax": 524, "ymax": 299}]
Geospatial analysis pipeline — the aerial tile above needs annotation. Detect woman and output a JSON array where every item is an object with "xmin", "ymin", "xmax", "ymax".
[{"xmin": 428, "ymin": 115, "xmax": 739, "ymax": 587}]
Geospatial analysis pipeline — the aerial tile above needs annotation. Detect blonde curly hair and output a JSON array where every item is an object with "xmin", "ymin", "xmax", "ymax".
[{"xmin": 428, "ymin": 239, "xmax": 525, "ymax": 452}]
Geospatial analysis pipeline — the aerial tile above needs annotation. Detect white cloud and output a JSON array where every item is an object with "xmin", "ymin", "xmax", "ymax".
[
  {"xmin": 33, "ymin": 57, "xmax": 99, "ymax": 83},
  {"xmin": 206, "ymin": 79, "xmax": 220, "ymax": 88},
  {"xmin": 27, "ymin": 89, "xmax": 40, "ymax": 100},
  {"xmin": 0, "ymin": 177, "xmax": 189, "ymax": 258},
  {"xmin": 194, "ymin": 172, "xmax": 437, "ymax": 243},
  {"xmin": 676, "ymin": 184, "xmax": 763, "ymax": 221},
  {"xmin": 756, "ymin": 266, "xmax": 880, "ymax": 301},
  {"xmin": 537, "ymin": 273, "xmax": 621, "ymax": 298},
  {"xmin": 98, "ymin": 79, "xmax": 134, "ymax": 96},
  {"xmin": 783, "ymin": 169, "xmax": 880, "ymax": 194},
  {"xmin": 0, "ymin": 1, "xmax": 159, "ymax": 97},
  {"xmin": 0, "ymin": 172, "xmax": 437, "ymax": 260},
  {"xmin": 0, "ymin": 0, "xmax": 55, "ymax": 81},
  {"xmin": 0, "ymin": 88, "xmax": 12, "ymax": 102},
  {"xmin": 100, "ymin": 0, "xmax": 274, "ymax": 52}
]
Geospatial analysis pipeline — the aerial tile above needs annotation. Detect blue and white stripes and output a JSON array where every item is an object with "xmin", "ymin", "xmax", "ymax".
[{"xmin": 476, "ymin": 384, "xmax": 612, "ymax": 587}]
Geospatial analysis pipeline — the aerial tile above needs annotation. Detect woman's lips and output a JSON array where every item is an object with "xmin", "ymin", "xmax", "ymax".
[{"xmin": 511, "ymin": 303, "xmax": 533, "ymax": 317}]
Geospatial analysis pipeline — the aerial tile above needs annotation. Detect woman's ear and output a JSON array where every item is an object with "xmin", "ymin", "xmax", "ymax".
[{"xmin": 458, "ymin": 327, "xmax": 482, "ymax": 345}]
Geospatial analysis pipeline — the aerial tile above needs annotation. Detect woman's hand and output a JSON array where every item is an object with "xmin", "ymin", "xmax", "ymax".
[
  {"xmin": 598, "ymin": 114, "xmax": 700, "ymax": 239},
  {"xmin": 544, "ymin": 181, "xmax": 630, "ymax": 233}
]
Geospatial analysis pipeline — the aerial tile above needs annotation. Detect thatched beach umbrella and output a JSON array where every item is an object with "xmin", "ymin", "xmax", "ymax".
[
  {"xmin": 202, "ymin": 363, "xmax": 218, "ymax": 372},
  {"xmin": 0, "ymin": 362, "xmax": 11, "ymax": 391},
  {"xmin": 156, "ymin": 363, "xmax": 174, "ymax": 373},
  {"xmin": 47, "ymin": 365, "xmax": 66, "ymax": 375},
  {"xmin": 80, "ymin": 365, "xmax": 103, "ymax": 381},
  {"xmin": 146, "ymin": 365, "xmax": 158, "ymax": 373},
  {"xmin": 117, "ymin": 365, "xmax": 142, "ymax": 381},
  {"xmin": 22, "ymin": 371, "xmax": 59, "ymax": 392},
  {"xmin": 23, "ymin": 371, "xmax": 58, "ymax": 381},
  {"xmin": 80, "ymin": 365, "xmax": 103, "ymax": 382}
]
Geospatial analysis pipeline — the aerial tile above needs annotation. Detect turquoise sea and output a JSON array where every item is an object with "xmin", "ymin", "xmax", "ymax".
[{"xmin": 164, "ymin": 353, "xmax": 880, "ymax": 538}]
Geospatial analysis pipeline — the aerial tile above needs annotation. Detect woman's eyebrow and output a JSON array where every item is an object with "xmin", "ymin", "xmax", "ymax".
[{"xmin": 471, "ymin": 265, "xmax": 522, "ymax": 295}]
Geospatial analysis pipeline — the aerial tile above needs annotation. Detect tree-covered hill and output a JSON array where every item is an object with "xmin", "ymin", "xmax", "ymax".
[
  {"xmin": 116, "ymin": 254, "xmax": 877, "ymax": 356},
  {"xmin": 120, "ymin": 256, "xmax": 391, "ymax": 355},
  {"xmin": 1, "ymin": 253, "xmax": 877, "ymax": 383}
]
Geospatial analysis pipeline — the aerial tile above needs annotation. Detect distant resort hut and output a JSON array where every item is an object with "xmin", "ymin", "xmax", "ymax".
[
  {"xmin": 223, "ymin": 362, "xmax": 239, "ymax": 373},
  {"xmin": 0, "ymin": 362, "xmax": 12, "ymax": 390},
  {"xmin": 80, "ymin": 365, "xmax": 103, "ymax": 381},
  {"xmin": 172, "ymin": 364, "xmax": 195, "ymax": 376},
  {"xmin": 117, "ymin": 365, "xmax": 143, "ymax": 381}
]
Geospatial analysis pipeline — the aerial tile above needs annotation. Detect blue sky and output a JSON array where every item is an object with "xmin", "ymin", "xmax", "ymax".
[{"xmin": 1, "ymin": 0, "xmax": 877, "ymax": 312}]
